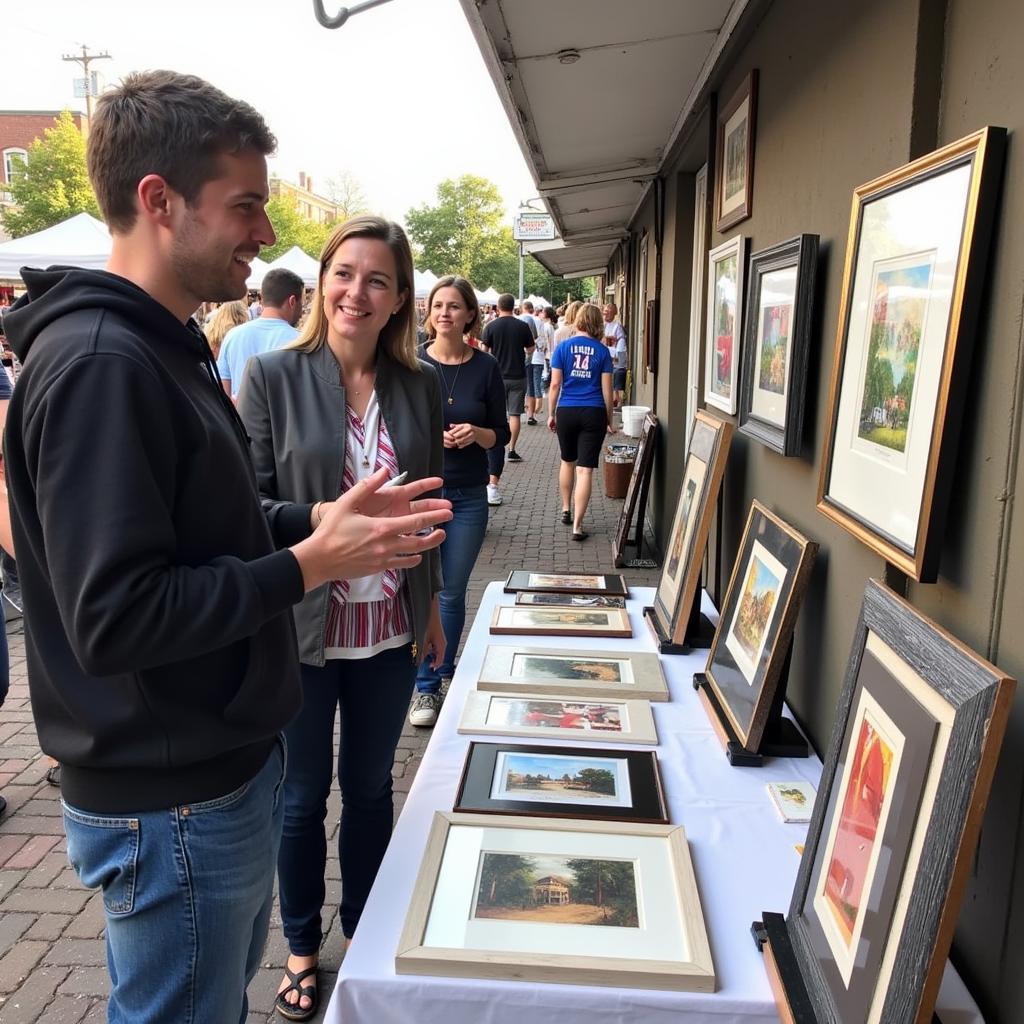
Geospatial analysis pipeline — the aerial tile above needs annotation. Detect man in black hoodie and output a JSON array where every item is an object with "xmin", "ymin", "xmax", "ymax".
[{"xmin": 2, "ymin": 71, "xmax": 451, "ymax": 1024}]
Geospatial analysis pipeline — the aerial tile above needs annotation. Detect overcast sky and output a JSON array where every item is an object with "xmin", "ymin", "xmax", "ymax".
[{"xmin": 3, "ymin": 0, "xmax": 537, "ymax": 223}]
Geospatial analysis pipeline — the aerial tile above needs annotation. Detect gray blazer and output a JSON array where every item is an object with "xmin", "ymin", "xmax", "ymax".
[{"xmin": 237, "ymin": 342, "xmax": 444, "ymax": 667}]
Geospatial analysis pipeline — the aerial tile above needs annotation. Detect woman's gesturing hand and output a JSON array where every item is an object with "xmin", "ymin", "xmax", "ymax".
[{"xmin": 290, "ymin": 469, "xmax": 452, "ymax": 592}]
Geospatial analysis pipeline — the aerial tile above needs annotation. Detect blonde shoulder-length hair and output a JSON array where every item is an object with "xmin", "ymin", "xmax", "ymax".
[{"xmin": 287, "ymin": 215, "xmax": 419, "ymax": 371}]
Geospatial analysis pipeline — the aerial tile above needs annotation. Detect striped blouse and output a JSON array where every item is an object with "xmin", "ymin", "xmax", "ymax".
[{"xmin": 323, "ymin": 394, "xmax": 413, "ymax": 659}]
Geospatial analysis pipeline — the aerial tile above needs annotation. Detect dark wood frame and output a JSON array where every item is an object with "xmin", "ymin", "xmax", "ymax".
[
  {"xmin": 612, "ymin": 412, "xmax": 658, "ymax": 568},
  {"xmin": 504, "ymin": 571, "xmax": 629, "ymax": 598},
  {"xmin": 645, "ymin": 411, "xmax": 733, "ymax": 651},
  {"xmin": 714, "ymin": 69, "xmax": 758, "ymax": 232},
  {"xmin": 515, "ymin": 592, "xmax": 626, "ymax": 608},
  {"xmin": 816, "ymin": 127, "xmax": 1007, "ymax": 581},
  {"xmin": 488, "ymin": 604, "xmax": 632, "ymax": 639},
  {"xmin": 454, "ymin": 742, "xmax": 668, "ymax": 824},
  {"xmin": 738, "ymin": 235, "xmax": 819, "ymax": 456},
  {"xmin": 703, "ymin": 501, "xmax": 818, "ymax": 750},
  {"xmin": 643, "ymin": 297, "xmax": 659, "ymax": 376},
  {"xmin": 760, "ymin": 579, "xmax": 1014, "ymax": 1022}
]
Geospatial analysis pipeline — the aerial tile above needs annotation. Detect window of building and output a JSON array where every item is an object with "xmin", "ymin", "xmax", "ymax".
[{"xmin": 3, "ymin": 148, "xmax": 28, "ymax": 185}]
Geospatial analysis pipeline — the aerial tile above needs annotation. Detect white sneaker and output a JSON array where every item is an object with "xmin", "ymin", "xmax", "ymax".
[
  {"xmin": 409, "ymin": 691, "xmax": 442, "ymax": 727},
  {"xmin": 487, "ymin": 484, "xmax": 503, "ymax": 506}
]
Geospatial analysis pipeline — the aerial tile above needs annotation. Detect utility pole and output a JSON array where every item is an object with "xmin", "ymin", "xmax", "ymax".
[{"xmin": 62, "ymin": 45, "xmax": 112, "ymax": 121}]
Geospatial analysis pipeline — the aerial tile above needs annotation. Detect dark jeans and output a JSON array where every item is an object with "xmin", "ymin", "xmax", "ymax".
[
  {"xmin": 278, "ymin": 644, "xmax": 415, "ymax": 950},
  {"xmin": 416, "ymin": 486, "xmax": 489, "ymax": 692}
]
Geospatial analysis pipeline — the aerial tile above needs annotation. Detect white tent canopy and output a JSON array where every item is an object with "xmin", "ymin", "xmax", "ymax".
[
  {"xmin": 245, "ymin": 256, "xmax": 270, "ymax": 291},
  {"xmin": 525, "ymin": 293, "xmax": 550, "ymax": 309},
  {"xmin": 0, "ymin": 212, "xmax": 112, "ymax": 279},
  {"xmin": 266, "ymin": 246, "xmax": 320, "ymax": 288},
  {"xmin": 479, "ymin": 286, "xmax": 500, "ymax": 304}
]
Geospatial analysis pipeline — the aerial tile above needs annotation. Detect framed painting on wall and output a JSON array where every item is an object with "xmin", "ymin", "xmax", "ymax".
[
  {"xmin": 756, "ymin": 579, "xmax": 1014, "ymax": 1022},
  {"xmin": 816, "ymin": 127, "xmax": 1006, "ymax": 581},
  {"xmin": 704, "ymin": 234, "xmax": 748, "ymax": 414},
  {"xmin": 489, "ymin": 605, "xmax": 632, "ymax": 639},
  {"xmin": 702, "ymin": 501, "xmax": 818, "ymax": 750},
  {"xmin": 454, "ymin": 742, "xmax": 668, "ymax": 824},
  {"xmin": 714, "ymin": 69, "xmax": 758, "ymax": 232},
  {"xmin": 646, "ymin": 411, "xmax": 733, "ymax": 651},
  {"xmin": 396, "ymin": 813, "xmax": 715, "ymax": 992},
  {"xmin": 457, "ymin": 691, "xmax": 659, "ymax": 745},
  {"xmin": 738, "ymin": 234, "xmax": 819, "ymax": 455},
  {"xmin": 477, "ymin": 646, "xmax": 669, "ymax": 702}
]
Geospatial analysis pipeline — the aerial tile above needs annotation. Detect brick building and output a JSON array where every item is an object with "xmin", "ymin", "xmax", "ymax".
[{"xmin": 269, "ymin": 170, "xmax": 339, "ymax": 224}]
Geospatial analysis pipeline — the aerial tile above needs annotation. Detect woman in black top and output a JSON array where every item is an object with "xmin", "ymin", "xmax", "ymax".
[{"xmin": 410, "ymin": 276, "xmax": 509, "ymax": 726}]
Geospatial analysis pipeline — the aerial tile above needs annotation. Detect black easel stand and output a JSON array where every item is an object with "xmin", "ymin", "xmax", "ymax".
[
  {"xmin": 643, "ymin": 582, "xmax": 715, "ymax": 655},
  {"xmin": 692, "ymin": 642, "xmax": 809, "ymax": 765},
  {"xmin": 751, "ymin": 913, "xmax": 818, "ymax": 1022}
]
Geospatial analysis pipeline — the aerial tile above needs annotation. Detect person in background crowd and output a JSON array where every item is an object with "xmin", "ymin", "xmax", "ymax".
[
  {"xmin": 526, "ymin": 306, "xmax": 555, "ymax": 424},
  {"xmin": 2, "ymin": 71, "xmax": 451, "ymax": 1024},
  {"xmin": 548, "ymin": 302, "xmax": 615, "ymax": 541},
  {"xmin": 218, "ymin": 267, "xmax": 304, "ymax": 399},
  {"xmin": 237, "ymin": 216, "xmax": 447, "ymax": 1021},
  {"xmin": 249, "ymin": 291, "xmax": 263, "ymax": 319},
  {"xmin": 552, "ymin": 299, "xmax": 582, "ymax": 360},
  {"xmin": 0, "ymin": 362, "xmax": 12, "ymax": 817},
  {"xmin": 204, "ymin": 299, "xmax": 249, "ymax": 360},
  {"xmin": 480, "ymin": 292, "xmax": 534, "ymax": 506},
  {"xmin": 409, "ymin": 276, "xmax": 509, "ymax": 728},
  {"xmin": 603, "ymin": 302, "xmax": 628, "ymax": 408}
]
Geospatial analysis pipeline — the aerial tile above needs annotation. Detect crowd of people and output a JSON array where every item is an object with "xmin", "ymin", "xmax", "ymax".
[{"xmin": 0, "ymin": 68, "xmax": 631, "ymax": 1024}]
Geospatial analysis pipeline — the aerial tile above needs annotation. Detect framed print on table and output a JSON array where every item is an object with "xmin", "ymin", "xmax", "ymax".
[
  {"xmin": 817, "ymin": 127, "xmax": 1007, "ymax": 581},
  {"xmin": 701, "ymin": 501, "xmax": 818, "ymax": 751},
  {"xmin": 477, "ymin": 645, "xmax": 670, "ymax": 702},
  {"xmin": 704, "ymin": 235, "xmax": 748, "ymax": 414},
  {"xmin": 714, "ymin": 69, "xmax": 758, "ymax": 232},
  {"xmin": 396, "ymin": 812, "xmax": 715, "ymax": 992},
  {"xmin": 457, "ymin": 691, "xmax": 658, "ymax": 746},
  {"xmin": 489, "ymin": 604, "xmax": 632, "ymax": 639},
  {"xmin": 645, "ymin": 411, "xmax": 733, "ymax": 652},
  {"xmin": 515, "ymin": 592, "xmax": 626, "ymax": 609},
  {"xmin": 756, "ymin": 579, "xmax": 1013, "ymax": 1023},
  {"xmin": 504, "ymin": 570, "xmax": 629, "ymax": 598},
  {"xmin": 454, "ymin": 742, "xmax": 668, "ymax": 824},
  {"xmin": 738, "ymin": 234, "xmax": 819, "ymax": 456}
]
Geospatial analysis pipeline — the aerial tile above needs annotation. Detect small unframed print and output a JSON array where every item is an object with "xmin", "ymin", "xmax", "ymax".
[{"xmin": 767, "ymin": 781, "xmax": 817, "ymax": 823}]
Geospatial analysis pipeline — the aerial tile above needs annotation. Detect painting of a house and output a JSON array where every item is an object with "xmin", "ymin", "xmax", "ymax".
[{"xmin": 533, "ymin": 875, "xmax": 570, "ymax": 905}]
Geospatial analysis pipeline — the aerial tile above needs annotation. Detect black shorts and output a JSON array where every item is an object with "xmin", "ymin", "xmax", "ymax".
[{"xmin": 555, "ymin": 406, "xmax": 606, "ymax": 468}]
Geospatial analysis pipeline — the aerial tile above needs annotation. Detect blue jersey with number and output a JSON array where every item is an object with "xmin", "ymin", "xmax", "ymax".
[{"xmin": 550, "ymin": 335, "xmax": 613, "ymax": 408}]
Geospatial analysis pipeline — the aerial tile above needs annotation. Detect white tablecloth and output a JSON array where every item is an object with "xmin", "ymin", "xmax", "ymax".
[{"xmin": 326, "ymin": 583, "xmax": 982, "ymax": 1024}]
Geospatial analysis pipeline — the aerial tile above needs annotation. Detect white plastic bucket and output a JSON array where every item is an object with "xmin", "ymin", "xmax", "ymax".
[{"xmin": 620, "ymin": 405, "xmax": 650, "ymax": 437}]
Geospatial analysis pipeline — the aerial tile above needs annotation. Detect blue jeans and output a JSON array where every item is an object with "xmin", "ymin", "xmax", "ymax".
[
  {"xmin": 62, "ymin": 738, "xmax": 287, "ymax": 1024},
  {"xmin": 416, "ymin": 485, "xmax": 489, "ymax": 692},
  {"xmin": 526, "ymin": 363, "xmax": 544, "ymax": 398},
  {"xmin": 278, "ymin": 645, "xmax": 415, "ymax": 948}
]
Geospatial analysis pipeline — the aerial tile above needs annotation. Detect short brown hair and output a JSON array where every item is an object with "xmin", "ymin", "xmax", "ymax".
[
  {"xmin": 288, "ymin": 216, "xmax": 419, "ymax": 372},
  {"xmin": 425, "ymin": 276, "xmax": 480, "ymax": 339},
  {"xmin": 88, "ymin": 70, "xmax": 276, "ymax": 233},
  {"xmin": 575, "ymin": 303, "xmax": 604, "ymax": 339}
]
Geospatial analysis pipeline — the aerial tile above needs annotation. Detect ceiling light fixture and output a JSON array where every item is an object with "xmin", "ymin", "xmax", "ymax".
[{"xmin": 557, "ymin": 49, "xmax": 581, "ymax": 65}]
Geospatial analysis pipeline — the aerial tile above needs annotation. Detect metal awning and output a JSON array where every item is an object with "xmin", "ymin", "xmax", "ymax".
[{"xmin": 460, "ymin": 0, "xmax": 758, "ymax": 277}]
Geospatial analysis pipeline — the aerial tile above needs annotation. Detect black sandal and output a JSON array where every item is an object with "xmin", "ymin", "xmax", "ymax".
[
  {"xmin": 45, "ymin": 764, "xmax": 61, "ymax": 787},
  {"xmin": 275, "ymin": 965, "xmax": 318, "ymax": 1021},
  {"xmin": 572, "ymin": 530, "xmax": 589, "ymax": 542},
  {"xmin": 560, "ymin": 510, "xmax": 572, "ymax": 525}
]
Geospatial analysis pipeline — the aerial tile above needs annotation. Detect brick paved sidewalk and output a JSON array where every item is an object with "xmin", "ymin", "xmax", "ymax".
[{"xmin": 0, "ymin": 408, "xmax": 662, "ymax": 1022}]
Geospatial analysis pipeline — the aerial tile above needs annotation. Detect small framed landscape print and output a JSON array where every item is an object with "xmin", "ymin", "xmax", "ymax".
[
  {"xmin": 704, "ymin": 501, "xmax": 818, "ymax": 750},
  {"xmin": 738, "ymin": 234, "xmax": 819, "ymax": 455},
  {"xmin": 773, "ymin": 580, "xmax": 1014, "ymax": 1023},
  {"xmin": 455, "ymin": 742, "xmax": 668, "ymax": 824},
  {"xmin": 457, "ymin": 691, "xmax": 658, "ymax": 745},
  {"xmin": 489, "ymin": 605, "xmax": 632, "ymax": 639},
  {"xmin": 612, "ymin": 411, "xmax": 658, "ymax": 568},
  {"xmin": 648, "ymin": 411, "xmax": 733, "ymax": 650},
  {"xmin": 515, "ymin": 592, "xmax": 626, "ymax": 609},
  {"xmin": 714, "ymin": 69, "xmax": 758, "ymax": 232},
  {"xmin": 817, "ymin": 127, "xmax": 1006, "ymax": 581},
  {"xmin": 504, "ymin": 570, "xmax": 629, "ymax": 598},
  {"xmin": 704, "ymin": 235, "xmax": 748, "ymax": 414},
  {"xmin": 396, "ymin": 813, "xmax": 715, "ymax": 991},
  {"xmin": 477, "ymin": 645, "xmax": 669, "ymax": 702}
]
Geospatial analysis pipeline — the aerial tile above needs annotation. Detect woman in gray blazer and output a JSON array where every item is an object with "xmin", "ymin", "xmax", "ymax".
[{"xmin": 238, "ymin": 216, "xmax": 445, "ymax": 1021}]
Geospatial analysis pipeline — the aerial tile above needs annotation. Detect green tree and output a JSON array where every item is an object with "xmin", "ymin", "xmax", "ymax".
[
  {"xmin": 1, "ymin": 110, "xmax": 100, "ymax": 238},
  {"xmin": 477, "ymin": 854, "xmax": 536, "ymax": 907},
  {"xmin": 566, "ymin": 858, "xmax": 638, "ymax": 926},
  {"xmin": 261, "ymin": 192, "xmax": 333, "ymax": 262},
  {"xmin": 575, "ymin": 767, "xmax": 616, "ymax": 795}
]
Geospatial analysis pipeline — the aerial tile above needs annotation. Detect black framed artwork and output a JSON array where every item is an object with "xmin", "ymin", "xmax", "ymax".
[
  {"xmin": 454, "ymin": 742, "xmax": 668, "ymax": 825},
  {"xmin": 738, "ymin": 234, "xmax": 819, "ymax": 456},
  {"xmin": 504, "ymin": 571, "xmax": 629, "ymax": 598}
]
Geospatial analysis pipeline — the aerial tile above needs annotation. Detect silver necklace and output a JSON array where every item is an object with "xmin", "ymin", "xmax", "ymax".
[{"xmin": 435, "ymin": 347, "xmax": 468, "ymax": 405}]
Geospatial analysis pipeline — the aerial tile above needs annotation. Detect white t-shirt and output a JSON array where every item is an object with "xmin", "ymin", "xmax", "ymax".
[
  {"xmin": 605, "ymin": 320, "xmax": 627, "ymax": 369},
  {"xmin": 533, "ymin": 321, "xmax": 554, "ymax": 364}
]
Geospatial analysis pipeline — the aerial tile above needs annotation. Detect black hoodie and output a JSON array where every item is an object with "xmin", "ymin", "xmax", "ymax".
[{"xmin": 3, "ymin": 268, "xmax": 309, "ymax": 813}]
